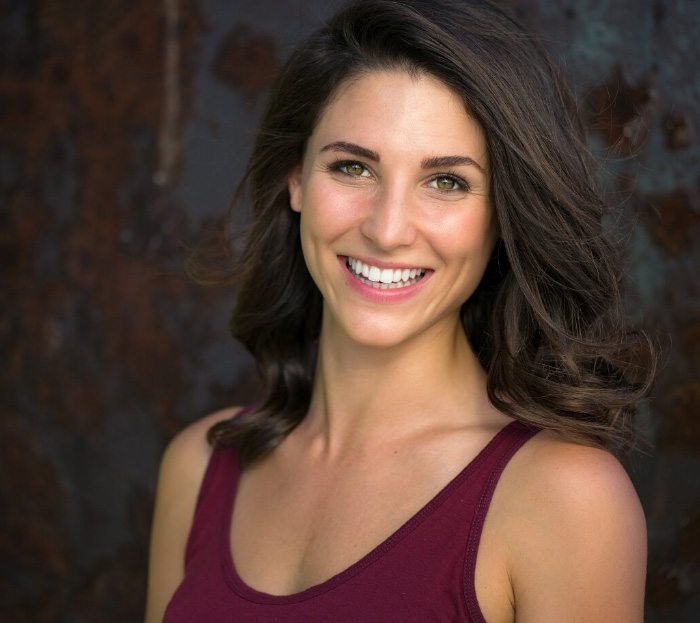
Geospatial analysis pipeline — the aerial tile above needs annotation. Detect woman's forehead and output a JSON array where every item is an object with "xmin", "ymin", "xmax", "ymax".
[{"xmin": 307, "ymin": 70, "xmax": 488, "ymax": 166}]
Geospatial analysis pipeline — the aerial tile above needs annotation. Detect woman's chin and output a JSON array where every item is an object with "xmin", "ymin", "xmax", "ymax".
[{"xmin": 324, "ymin": 312, "xmax": 429, "ymax": 351}]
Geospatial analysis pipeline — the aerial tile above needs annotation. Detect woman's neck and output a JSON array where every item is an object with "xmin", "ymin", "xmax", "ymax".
[{"xmin": 300, "ymin": 313, "xmax": 493, "ymax": 460}]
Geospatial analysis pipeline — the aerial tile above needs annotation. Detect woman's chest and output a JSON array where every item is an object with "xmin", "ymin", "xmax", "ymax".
[
  {"xmin": 226, "ymin": 434, "xmax": 513, "ymax": 609},
  {"xmin": 230, "ymin": 457, "xmax": 439, "ymax": 595}
]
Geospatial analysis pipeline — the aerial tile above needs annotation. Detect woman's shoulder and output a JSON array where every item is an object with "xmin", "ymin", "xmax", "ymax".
[
  {"xmin": 145, "ymin": 406, "xmax": 245, "ymax": 623},
  {"xmin": 507, "ymin": 426, "xmax": 634, "ymax": 483},
  {"xmin": 497, "ymin": 429, "xmax": 646, "ymax": 545},
  {"xmin": 161, "ymin": 405, "xmax": 243, "ymax": 472},
  {"xmin": 504, "ymin": 428, "xmax": 644, "ymax": 520},
  {"xmin": 492, "ymin": 428, "xmax": 647, "ymax": 619},
  {"xmin": 155, "ymin": 404, "xmax": 244, "ymax": 526}
]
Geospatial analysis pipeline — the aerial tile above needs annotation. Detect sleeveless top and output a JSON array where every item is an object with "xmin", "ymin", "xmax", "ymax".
[{"xmin": 164, "ymin": 419, "xmax": 539, "ymax": 622}]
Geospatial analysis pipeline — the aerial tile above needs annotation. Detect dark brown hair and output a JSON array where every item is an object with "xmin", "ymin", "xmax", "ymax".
[{"xmin": 198, "ymin": 0, "xmax": 656, "ymax": 467}]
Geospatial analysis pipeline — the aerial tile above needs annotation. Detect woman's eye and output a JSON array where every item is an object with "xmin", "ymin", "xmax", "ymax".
[
  {"xmin": 340, "ymin": 162, "xmax": 369, "ymax": 177},
  {"xmin": 429, "ymin": 175, "xmax": 466, "ymax": 191}
]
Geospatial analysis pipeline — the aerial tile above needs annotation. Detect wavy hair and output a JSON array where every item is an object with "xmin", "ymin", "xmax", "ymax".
[{"xmin": 196, "ymin": 0, "xmax": 656, "ymax": 467}]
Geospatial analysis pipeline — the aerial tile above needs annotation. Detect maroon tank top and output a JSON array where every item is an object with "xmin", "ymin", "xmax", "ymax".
[{"xmin": 163, "ymin": 419, "xmax": 539, "ymax": 622}]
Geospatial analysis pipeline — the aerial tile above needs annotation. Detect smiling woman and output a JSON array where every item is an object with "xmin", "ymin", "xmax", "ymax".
[
  {"xmin": 145, "ymin": 1, "xmax": 656, "ymax": 622},
  {"xmin": 288, "ymin": 71, "xmax": 497, "ymax": 347}
]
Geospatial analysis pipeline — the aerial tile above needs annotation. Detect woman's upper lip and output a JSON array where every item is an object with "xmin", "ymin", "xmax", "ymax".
[{"xmin": 340, "ymin": 254, "xmax": 432, "ymax": 271}]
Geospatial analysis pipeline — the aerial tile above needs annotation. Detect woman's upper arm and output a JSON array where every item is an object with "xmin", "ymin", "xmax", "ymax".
[
  {"xmin": 508, "ymin": 440, "xmax": 647, "ymax": 623},
  {"xmin": 144, "ymin": 407, "xmax": 242, "ymax": 623}
]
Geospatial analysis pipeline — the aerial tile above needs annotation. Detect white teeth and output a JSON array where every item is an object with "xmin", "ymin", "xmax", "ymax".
[
  {"xmin": 379, "ymin": 268, "xmax": 393, "ymax": 284},
  {"xmin": 345, "ymin": 256, "xmax": 427, "ymax": 289}
]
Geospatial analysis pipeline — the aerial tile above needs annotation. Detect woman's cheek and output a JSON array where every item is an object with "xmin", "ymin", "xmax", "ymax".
[{"xmin": 306, "ymin": 182, "xmax": 367, "ymax": 237}]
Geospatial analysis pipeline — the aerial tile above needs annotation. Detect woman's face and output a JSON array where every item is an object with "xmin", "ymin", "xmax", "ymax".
[{"xmin": 288, "ymin": 70, "xmax": 498, "ymax": 349}]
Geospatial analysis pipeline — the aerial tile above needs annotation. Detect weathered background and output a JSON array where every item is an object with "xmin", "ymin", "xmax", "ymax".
[{"xmin": 1, "ymin": 0, "xmax": 698, "ymax": 621}]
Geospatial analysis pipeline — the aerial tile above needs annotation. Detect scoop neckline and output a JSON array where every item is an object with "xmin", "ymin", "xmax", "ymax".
[{"xmin": 220, "ymin": 418, "xmax": 523, "ymax": 604}]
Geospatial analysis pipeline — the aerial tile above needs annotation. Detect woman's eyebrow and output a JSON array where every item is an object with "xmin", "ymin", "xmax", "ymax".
[
  {"xmin": 320, "ymin": 141, "xmax": 380, "ymax": 162},
  {"xmin": 421, "ymin": 155, "xmax": 486, "ymax": 175},
  {"xmin": 320, "ymin": 141, "xmax": 486, "ymax": 175}
]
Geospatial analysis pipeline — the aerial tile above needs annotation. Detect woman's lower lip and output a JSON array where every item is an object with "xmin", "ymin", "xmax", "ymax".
[{"xmin": 338, "ymin": 256, "xmax": 432, "ymax": 302}]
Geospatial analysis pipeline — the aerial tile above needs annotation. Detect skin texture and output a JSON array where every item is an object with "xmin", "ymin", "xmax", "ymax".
[{"xmin": 145, "ymin": 71, "xmax": 647, "ymax": 622}]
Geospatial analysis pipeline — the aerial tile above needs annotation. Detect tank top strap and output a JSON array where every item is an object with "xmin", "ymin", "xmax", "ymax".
[
  {"xmin": 183, "ymin": 406, "xmax": 259, "ymax": 565},
  {"xmin": 184, "ymin": 443, "xmax": 239, "ymax": 566},
  {"xmin": 462, "ymin": 419, "xmax": 540, "ymax": 622}
]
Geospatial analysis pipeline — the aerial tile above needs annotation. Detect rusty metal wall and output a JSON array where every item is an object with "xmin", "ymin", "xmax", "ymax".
[{"xmin": 1, "ymin": 1, "xmax": 698, "ymax": 621}]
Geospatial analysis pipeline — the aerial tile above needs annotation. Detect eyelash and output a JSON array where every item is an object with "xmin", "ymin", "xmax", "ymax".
[
  {"xmin": 326, "ymin": 159, "xmax": 471, "ymax": 193},
  {"xmin": 327, "ymin": 160, "xmax": 371, "ymax": 178}
]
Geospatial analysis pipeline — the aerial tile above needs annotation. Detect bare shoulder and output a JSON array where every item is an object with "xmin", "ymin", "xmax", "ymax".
[
  {"xmin": 155, "ymin": 405, "xmax": 242, "ymax": 502},
  {"xmin": 497, "ymin": 429, "xmax": 647, "ymax": 622},
  {"xmin": 144, "ymin": 406, "xmax": 245, "ymax": 623},
  {"xmin": 162, "ymin": 405, "xmax": 242, "ymax": 473},
  {"xmin": 506, "ymin": 429, "xmax": 644, "ymax": 516}
]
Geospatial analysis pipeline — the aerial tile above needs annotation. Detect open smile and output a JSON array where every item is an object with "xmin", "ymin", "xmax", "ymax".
[
  {"xmin": 337, "ymin": 255, "xmax": 433, "ymax": 303},
  {"xmin": 345, "ymin": 256, "xmax": 428, "ymax": 289}
]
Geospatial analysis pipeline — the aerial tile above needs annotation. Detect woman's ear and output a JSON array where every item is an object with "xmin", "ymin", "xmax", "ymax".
[{"xmin": 287, "ymin": 165, "xmax": 303, "ymax": 213}]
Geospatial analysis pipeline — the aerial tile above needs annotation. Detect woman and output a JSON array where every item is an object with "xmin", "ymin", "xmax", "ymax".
[{"xmin": 146, "ymin": 1, "xmax": 655, "ymax": 621}]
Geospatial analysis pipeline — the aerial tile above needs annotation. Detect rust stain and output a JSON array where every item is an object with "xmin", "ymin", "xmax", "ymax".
[
  {"xmin": 0, "ymin": 412, "xmax": 69, "ymax": 619},
  {"xmin": 676, "ymin": 511, "xmax": 700, "ymax": 564},
  {"xmin": 584, "ymin": 65, "xmax": 654, "ymax": 153},
  {"xmin": 71, "ymin": 489, "xmax": 153, "ymax": 622},
  {"xmin": 647, "ymin": 510, "xmax": 700, "ymax": 609},
  {"xmin": 212, "ymin": 23, "xmax": 280, "ymax": 100},
  {"xmin": 663, "ymin": 110, "xmax": 695, "ymax": 151},
  {"xmin": 655, "ymin": 380, "xmax": 700, "ymax": 452},
  {"xmin": 677, "ymin": 319, "xmax": 700, "ymax": 363},
  {"xmin": 639, "ymin": 188, "xmax": 700, "ymax": 257},
  {"xmin": 1, "ymin": 1, "xmax": 204, "ymax": 433},
  {"xmin": 1, "ymin": 2, "xmax": 203, "ymax": 616},
  {"xmin": 647, "ymin": 568, "xmax": 688, "ymax": 609}
]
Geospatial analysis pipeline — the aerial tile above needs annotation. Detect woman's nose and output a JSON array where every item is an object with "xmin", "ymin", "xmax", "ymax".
[{"xmin": 359, "ymin": 184, "xmax": 417, "ymax": 250}]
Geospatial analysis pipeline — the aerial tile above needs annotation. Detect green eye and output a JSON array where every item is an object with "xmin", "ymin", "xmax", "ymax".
[
  {"xmin": 344, "ymin": 162, "xmax": 366, "ymax": 176},
  {"xmin": 429, "ymin": 175, "xmax": 467, "ymax": 192},
  {"xmin": 436, "ymin": 176, "xmax": 456, "ymax": 190},
  {"xmin": 328, "ymin": 160, "xmax": 371, "ymax": 180}
]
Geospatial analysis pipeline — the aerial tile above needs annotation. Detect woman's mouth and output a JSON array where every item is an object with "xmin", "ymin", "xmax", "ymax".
[{"xmin": 344, "ymin": 256, "xmax": 428, "ymax": 290}]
